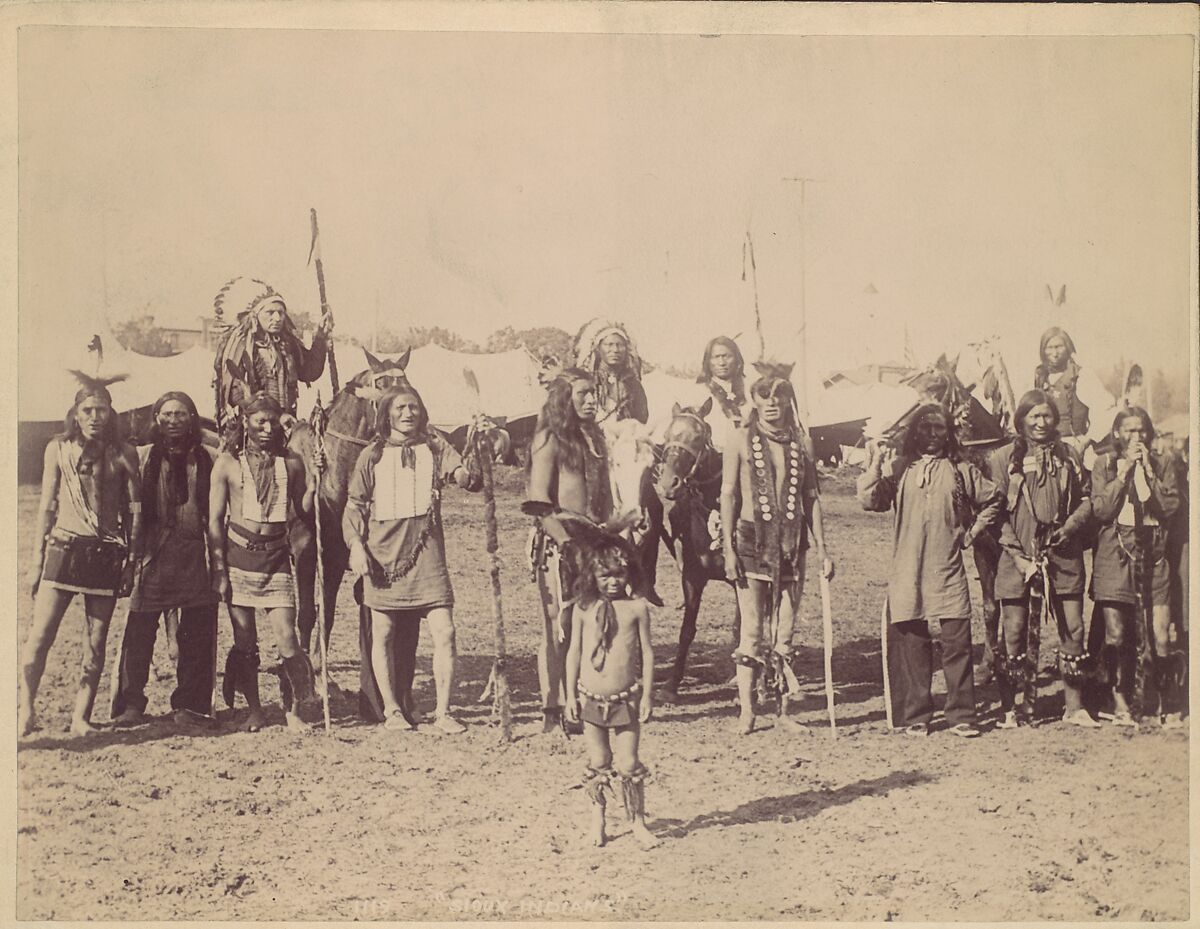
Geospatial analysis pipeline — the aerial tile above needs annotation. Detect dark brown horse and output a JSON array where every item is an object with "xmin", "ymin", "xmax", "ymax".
[{"xmin": 653, "ymin": 399, "xmax": 741, "ymax": 701}]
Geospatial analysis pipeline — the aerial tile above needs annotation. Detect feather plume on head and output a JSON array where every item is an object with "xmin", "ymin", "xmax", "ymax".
[{"xmin": 67, "ymin": 369, "xmax": 128, "ymax": 406}]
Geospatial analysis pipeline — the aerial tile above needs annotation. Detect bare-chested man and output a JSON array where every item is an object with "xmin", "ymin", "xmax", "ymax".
[
  {"xmin": 21, "ymin": 372, "xmax": 142, "ymax": 737},
  {"xmin": 721, "ymin": 362, "xmax": 834, "ymax": 735},
  {"xmin": 208, "ymin": 392, "xmax": 318, "ymax": 731}
]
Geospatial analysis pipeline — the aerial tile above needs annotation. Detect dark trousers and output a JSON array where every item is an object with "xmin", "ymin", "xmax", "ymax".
[
  {"xmin": 112, "ymin": 604, "xmax": 218, "ymax": 717},
  {"xmin": 973, "ymin": 538, "xmax": 1001, "ymax": 672},
  {"xmin": 888, "ymin": 618, "xmax": 977, "ymax": 727}
]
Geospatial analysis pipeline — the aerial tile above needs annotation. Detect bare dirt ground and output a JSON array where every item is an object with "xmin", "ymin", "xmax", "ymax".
[{"xmin": 15, "ymin": 472, "xmax": 1190, "ymax": 921}]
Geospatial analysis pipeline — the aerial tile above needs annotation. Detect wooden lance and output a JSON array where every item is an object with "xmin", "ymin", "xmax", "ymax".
[
  {"xmin": 307, "ymin": 208, "xmax": 340, "ymax": 396},
  {"xmin": 309, "ymin": 393, "xmax": 333, "ymax": 733}
]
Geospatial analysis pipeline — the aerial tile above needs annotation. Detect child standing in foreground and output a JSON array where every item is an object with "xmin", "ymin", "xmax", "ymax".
[{"xmin": 565, "ymin": 528, "xmax": 658, "ymax": 849}]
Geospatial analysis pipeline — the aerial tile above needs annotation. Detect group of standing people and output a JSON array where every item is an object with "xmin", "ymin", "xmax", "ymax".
[
  {"xmin": 861, "ymin": 327, "xmax": 1188, "ymax": 736},
  {"xmin": 19, "ymin": 307, "xmax": 1189, "ymax": 770}
]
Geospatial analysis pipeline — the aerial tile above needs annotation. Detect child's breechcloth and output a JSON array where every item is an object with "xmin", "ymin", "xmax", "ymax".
[{"xmin": 578, "ymin": 681, "xmax": 642, "ymax": 728}]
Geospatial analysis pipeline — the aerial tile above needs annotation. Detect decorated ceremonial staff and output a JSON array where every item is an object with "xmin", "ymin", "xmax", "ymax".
[{"xmin": 464, "ymin": 368, "xmax": 514, "ymax": 742}]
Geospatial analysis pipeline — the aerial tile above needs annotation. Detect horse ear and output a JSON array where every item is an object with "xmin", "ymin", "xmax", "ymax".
[
  {"xmin": 363, "ymin": 348, "xmax": 384, "ymax": 373},
  {"xmin": 671, "ymin": 402, "xmax": 682, "ymax": 417},
  {"xmin": 698, "ymin": 397, "xmax": 714, "ymax": 417},
  {"xmin": 396, "ymin": 347, "xmax": 412, "ymax": 370}
]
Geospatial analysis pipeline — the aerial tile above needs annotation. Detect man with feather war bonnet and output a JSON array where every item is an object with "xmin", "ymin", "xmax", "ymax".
[
  {"xmin": 20, "ymin": 370, "xmax": 142, "ymax": 738},
  {"xmin": 212, "ymin": 276, "xmax": 332, "ymax": 435},
  {"xmin": 720, "ymin": 361, "xmax": 834, "ymax": 735}
]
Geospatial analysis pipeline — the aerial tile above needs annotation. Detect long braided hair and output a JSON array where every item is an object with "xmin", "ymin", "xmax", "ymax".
[{"xmin": 142, "ymin": 391, "xmax": 211, "ymax": 525}]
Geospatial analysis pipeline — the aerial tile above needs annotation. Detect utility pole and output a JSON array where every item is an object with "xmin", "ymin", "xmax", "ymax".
[{"xmin": 782, "ymin": 176, "xmax": 820, "ymax": 421}]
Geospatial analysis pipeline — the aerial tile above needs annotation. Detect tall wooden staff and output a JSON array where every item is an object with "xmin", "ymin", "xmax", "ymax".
[
  {"xmin": 820, "ymin": 574, "xmax": 837, "ymax": 738},
  {"xmin": 463, "ymin": 368, "xmax": 513, "ymax": 742},
  {"xmin": 309, "ymin": 393, "xmax": 333, "ymax": 733},
  {"xmin": 307, "ymin": 208, "xmax": 340, "ymax": 395}
]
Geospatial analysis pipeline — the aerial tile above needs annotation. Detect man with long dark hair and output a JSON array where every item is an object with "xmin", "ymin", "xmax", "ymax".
[
  {"xmin": 343, "ymin": 384, "xmax": 482, "ymax": 733},
  {"xmin": 111, "ymin": 391, "xmax": 218, "ymax": 727},
  {"xmin": 208, "ymin": 392, "xmax": 317, "ymax": 731},
  {"xmin": 858, "ymin": 404, "xmax": 1002, "ymax": 736},
  {"xmin": 525, "ymin": 367, "xmax": 613, "ymax": 734},
  {"xmin": 1033, "ymin": 327, "xmax": 1115, "ymax": 457},
  {"xmin": 1089, "ymin": 406, "xmax": 1182, "ymax": 727},
  {"xmin": 987, "ymin": 389, "xmax": 1095, "ymax": 729},
  {"xmin": 696, "ymin": 335, "xmax": 748, "ymax": 451},
  {"xmin": 20, "ymin": 372, "xmax": 142, "ymax": 737}
]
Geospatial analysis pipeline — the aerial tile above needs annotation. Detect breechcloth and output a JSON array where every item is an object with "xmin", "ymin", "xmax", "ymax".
[
  {"xmin": 577, "ymin": 681, "xmax": 642, "ymax": 728},
  {"xmin": 227, "ymin": 522, "xmax": 295, "ymax": 609},
  {"xmin": 42, "ymin": 528, "xmax": 125, "ymax": 596}
]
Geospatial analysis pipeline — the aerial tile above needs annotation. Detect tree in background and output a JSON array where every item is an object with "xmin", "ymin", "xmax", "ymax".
[
  {"xmin": 484, "ymin": 325, "xmax": 573, "ymax": 363},
  {"xmin": 113, "ymin": 314, "xmax": 175, "ymax": 357}
]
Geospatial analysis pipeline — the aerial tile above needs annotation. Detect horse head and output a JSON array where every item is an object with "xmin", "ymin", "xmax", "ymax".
[
  {"xmin": 604, "ymin": 418, "xmax": 659, "ymax": 533},
  {"xmin": 903, "ymin": 354, "xmax": 974, "ymax": 440},
  {"xmin": 656, "ymin": 399, "xmax": 714, "ymax": 501}
]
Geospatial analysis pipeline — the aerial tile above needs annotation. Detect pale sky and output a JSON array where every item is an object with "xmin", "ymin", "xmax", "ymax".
[{"xmin": 17, "ymin": 27, "xmax": 1195, "ymax": 396}]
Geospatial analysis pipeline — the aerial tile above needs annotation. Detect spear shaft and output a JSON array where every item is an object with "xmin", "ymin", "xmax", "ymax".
[{"xmin": 308, "ymin": 208, "xmax": 340, "ymax": 395}]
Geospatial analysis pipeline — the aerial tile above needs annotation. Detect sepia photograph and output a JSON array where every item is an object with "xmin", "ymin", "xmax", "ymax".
[{"xmin": 4, "ymin": 2, "xmax": 1197, "ymax": 923}]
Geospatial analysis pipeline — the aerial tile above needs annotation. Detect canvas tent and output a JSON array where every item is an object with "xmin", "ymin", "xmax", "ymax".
[{"xmin": 297, "ymin": 343, "xmax": 546, "ymax": 435}]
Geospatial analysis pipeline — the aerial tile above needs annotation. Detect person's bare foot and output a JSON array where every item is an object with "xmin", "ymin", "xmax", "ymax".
[
  {"xmin": 734, "ymin": 712, "xmax": 756, "ymax": 735},
  {"xmin": 285, "ymin": 711, "xmax": 312, "ymax": 733},
  {"xmin": 112, "ymin": 708, "xmax": 146, "ymax": 727},
  {"xmin": 997, "ymin": 710, "xmax": 1019, "ymax": 730},
  {"xmin": 432, "ymin": 713, "xmax": 466, "ymax": 735},
  {"xmin": 1162, "ymin": 713, "xmax": 1185, "ymax": 731},
  {"xmin": 775, "ymin": 713, "xmax": 803, "ymax": 734},
  {"xmin": 70, "ymin": 718, "xmax": 100, "ymax": 737},
  {"xmin": 384, "ymin": 709, "xmax": 416, "ymax": 732},
  {"xmin": 240, "ymin": 708, "xmax": 266, "ymax": 733},
  {"xmin": 1062, "ymin": 709, "xmax": 1100, "ymax": 729},
  {"xmin": 631, "ymin": 822, "xmax": 659, "ymax": 849},
  {"xmin": 541, "ymin": 709, "xmax": 563, "ymax": 735},
  {"xmin": 655, "ymin": 687, "xmax": 679, "ymax": 705},
  {"xmin": 18, "ymin": 706, "xmax": 38, "ymax": 738}
]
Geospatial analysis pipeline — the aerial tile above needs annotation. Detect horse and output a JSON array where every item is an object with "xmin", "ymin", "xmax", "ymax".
[
  {"xmin": 603, "ymin": 417, "xmax": 668, "ymax": 608},
  {"xmin": 651, "ymin": 398, "xmax": 740, "ymax": 702},
  {"xmin": 287, "ymin": 349, "xmax": 414, "ymax": 656}
]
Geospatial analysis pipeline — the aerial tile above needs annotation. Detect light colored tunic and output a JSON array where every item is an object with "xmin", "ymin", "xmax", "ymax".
[
  {"xmin": 858, "ymin": 455, "xmax": 1002, "ymax": 624},
  {"xmin": 343, "ymin": 435, "xmax": 462, "ymax": 611}
]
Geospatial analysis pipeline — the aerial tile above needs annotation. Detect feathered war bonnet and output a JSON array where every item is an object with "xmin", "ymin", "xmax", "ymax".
[
  {"xmin": 213, "ymin": 277, "xmax": 293, "ymax": 335},
  {"xmin": 572, "ymin": 318, "xmax": 643, "ymax": 378}
]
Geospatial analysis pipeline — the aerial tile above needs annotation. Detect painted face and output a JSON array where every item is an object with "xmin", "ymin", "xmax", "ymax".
[
  {"xmin": 1043, "ymin": 336, "xmax": 1069, "ymax": 369},
  {"xmin": 245, "ymin": 409, "xmax": 280, "ymax": 448},
  {"xmin": 570, "ymin": 378, "xmax": 597, "ymax": 421},
  {"xmin": 75, "ymin": 395, "xmax": 112, "ymax": 440},
  {"xmin": 388, "ymin": 393, "xmax": 423, "ymax": 438},
  {"xmin": 1022, "ymin": 402, "xmax": 1057, "ymax": 443},
  {"xmin": 156, "ymin": 398, "xmax": 193, "ymax": 442},
  {"xmin": 752, "ymin": 379, "xmax": 790, "ymax": 426},
  {"xmin": 595, "ymin": 562, "xmax": 628, "ymax": 599},
  {"xmin": 915, "ymin": 412, "xmax": 950, "ymax": 456},
  {"xmin": 708, "ymin": 343, "xmax": 737, "ymax": 380},
  {"xmin": 1117, "ymin": 414, "xmax": 1149, "ymax": 453},
  {"xmin": 254, "ymin": 300, "xmax": 288, "ymax": 336},
  {"xmin": 599, "ymin": 334, "xmax": 628, "ymax": 369}
]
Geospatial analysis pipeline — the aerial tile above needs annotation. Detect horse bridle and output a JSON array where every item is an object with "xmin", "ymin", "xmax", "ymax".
[
  {"xmin": 324, "ymin": 371, "xmax": 408, "ymax": 447},
  {"xmin": 661, "ymin": 411, "xmax": 720, "ymax": 486}
]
